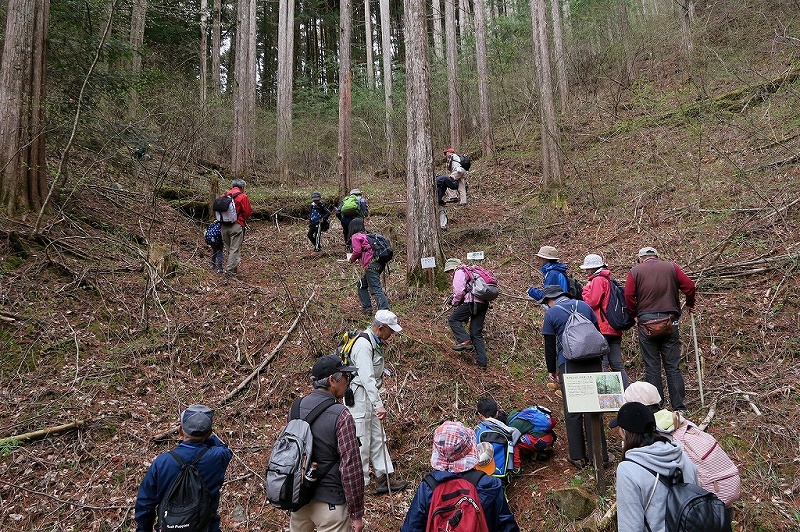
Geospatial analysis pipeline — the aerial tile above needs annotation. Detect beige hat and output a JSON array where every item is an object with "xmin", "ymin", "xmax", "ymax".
[
  {"xmin": 623, "ymin": 381, "xmax": 661, "ymax": 406},
  {"xmin": 535, "ymin": 245, "xmax": 559, "ymax": 260},
  {"xmin": 444, "ymin": 258, "xmax": 462, "ymax": 272}
]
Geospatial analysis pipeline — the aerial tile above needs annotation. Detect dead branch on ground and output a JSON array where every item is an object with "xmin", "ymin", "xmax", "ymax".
[{"xmin": 0, "ymin": 419, "xmax": 86, "ymax": 446}]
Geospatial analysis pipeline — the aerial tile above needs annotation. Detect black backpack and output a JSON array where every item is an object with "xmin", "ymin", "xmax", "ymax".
[
  {"xmin": 630, "ymin": 460, "xmax": 727, "ymax": 532},
  {"xmin": 458, "ymin": 154, "xmax": 472, "ymax": 171},
  {"xmin": 602, "ymin": 277, "xmax": 635, "ymax": 330},
  {"xmin": 365, "ymin": 233, "xmax": 394, "ymax": 264},
  {"xmin": 158, "ymin": 447, "xmax": 212, "ymax": 531},
  {"xmin": 564, "ymin": 274, "xmax": 585, "ymax": 300}
]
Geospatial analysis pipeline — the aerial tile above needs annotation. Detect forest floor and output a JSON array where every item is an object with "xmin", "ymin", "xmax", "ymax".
[{"xmin": 2, "ymin": 63, "xmax": 800, "ymax": 532}]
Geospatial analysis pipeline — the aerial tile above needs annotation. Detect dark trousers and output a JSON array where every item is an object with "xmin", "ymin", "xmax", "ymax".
[
  {"xmin": 339, "ymin": 216, "xmax": 357, "ymax": 251},
  {"xmin": 307, "ymin": 223, "xmax": 322, "ymax": 249},
  {"xmin": 448, "ymin": 302, "xmax": 489, "ymax": 368},
  {"xmin": 559, "ymin": 357, "xmax": 608, "ymax": 463},
  {"xmin": 637, "ymin": 312, "xmax": 686, "ymax": 411}
]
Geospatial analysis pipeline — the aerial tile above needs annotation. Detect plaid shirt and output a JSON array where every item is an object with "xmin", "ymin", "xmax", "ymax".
[{"xmin": 336, "ymin": 409, "xmax": 365, "ymax": 520}]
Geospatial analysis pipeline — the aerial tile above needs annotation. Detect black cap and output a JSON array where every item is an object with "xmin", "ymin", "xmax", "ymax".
[
  {"xmin": 312, "ymin": 354, "xmax": 358, "ymax": 380},
  {"xmin": 609, "ymin": 401, "xmax": 656, "ymax": 434},
  {"xmin": 536, "ymin": 284, "xmax": 566, "ymax": 304}
]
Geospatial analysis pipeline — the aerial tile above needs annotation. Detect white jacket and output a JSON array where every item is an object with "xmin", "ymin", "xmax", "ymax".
[{"xmin": 346, "ymin": 329, "xmax": 384, "ymax": 418}]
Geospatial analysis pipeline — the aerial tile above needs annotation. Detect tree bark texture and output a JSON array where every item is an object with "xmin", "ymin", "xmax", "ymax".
[
  {"xmin": 0, "ymin": 0, "xmax": 49, "ymax": 217},
  {"xmin": 128, "ymin": 0, "xmax": 147, "ymax": 116},
  {"xmin": 364, "ymin": 0, "xmax": 375, "ymax": 89},
  {"xmin": 276, "ymin": 0, "xmax": 295, "ymax": 180},
  {"xmin": 530, "ymin": 0, "xmax": 561, "ymax": 187},
  {"xmin": 431, "ymin": 0, "xmax": 444, "ymax": 60},
  {"xmin": 473, "ymin": 0, "xmax": 493, "ymax": 157},
  {"xmin": 549, "ymin": 0, "xmax": 568, "ymax": 114},
  {"xmin": 337, "ymin": 0, "xmax": 353, "ymax": 194},
  {"xmin": 379, "ymin": 0, "xmax": 395, "ymax": 176},
  {"xmin": 200, "ymin": 0, "xmax": 208, "ymax": 102},
  {"xmin": 458, "ymin": 0, "xmax": 471, "ymax": 53},
  {"xmin": 445, "ymin": 0, "xmax": 461, "ymax": 149},
  {"xmin": 212, "ymin": 0, "xmax": 221, "ymax": 92},
  {"xmin": 404, "ymin": 0, "xmax": 442, "ymax": 282},
  {"xmin": 232, "ymin": 0, "xmax": 256, "ymax": 177}
]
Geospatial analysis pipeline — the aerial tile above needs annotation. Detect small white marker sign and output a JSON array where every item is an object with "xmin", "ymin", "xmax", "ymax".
[
  {"xmin": 421, "ymin": 257, "xmax": 436, "ymax": 269},
  {"xmin": 466, "ymin": 251, "xmax": 485, "ymax": 260}
]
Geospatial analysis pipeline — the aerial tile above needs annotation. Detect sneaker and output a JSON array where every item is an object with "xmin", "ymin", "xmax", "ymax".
[
  {"xmin": 373, "ymin": 474, "xmax": 409, "ymax": 495},
  {"xmin": 452, "ymin": 340, "xmax": 473, "ymax": 352},
  {"xmin": 446, "ymin": 197, "xmax": 459, "ymax": 203}
]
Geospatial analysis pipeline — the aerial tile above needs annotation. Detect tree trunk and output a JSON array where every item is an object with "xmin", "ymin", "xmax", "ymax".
[
  {"xmin": 0, "ymin": 0, "xmax": 49, "ymax": 217},
  {"xmin": 676, "ymin": 0, "xmax": 695, "ymax": 54},
  {"xmin": 200, "ymin": 0, "xmax": 208, "ymax": 103},
  {"xmin": 404, "ymin": 0, "xmax": 442, "ymax": 283},
  {"xmin": 379, "ymin": 0, "xmax": 395, "ymax": 177},
  {"xmin": 458, "ymin": 0, "xmax": 471, "ymax": 53},
  {"xmin": 337, "ymin": 0, "xmax": 353, "ymax": 194},
  {"xmin": 530, "ymin": 0, "xmax": 561, "ymax": 188},
  {"xmin": 211, "ymin": 0, "xmax": 221, "ymax": 92},
  {"xmin": 445, "ymin": 0, "xmax": 461, "ymax": 148},
  {"xmin": 364, "ymin": 0, "xmax": 375, "ymax": 89},
  {"xmin": 473, "ymin": 0, "xmax": 493, "ymax": 157},
  {"xmin": 550, "ymin": 0, "xmax": 568, "ymax": 114},
  {"xmin": 232, "ymin": 0, "xmax": 256, "ymax": 177},
  {"xmin": 431, "ymin": 0, "xmax": 444, "ymax": 60},
  {"xmin": 276, "ymin": 0, "xmax": 294, "ymax": 181},
  {"xmin": 128, "ymin": 0, "xmax": 147, "ymax": 116}
]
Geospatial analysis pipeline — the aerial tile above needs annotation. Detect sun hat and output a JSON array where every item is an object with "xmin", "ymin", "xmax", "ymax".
[
  {"xmin": 312, "ymin": 354, "xmax": 358, "ymax": 381},
  {"xmin": 444, "ymin": 258, "xmax": 462, "ymax": 272},
  {"xmin": 579, "ymin": 254, "xmax": 606, "ymax": 270},
  {"xmin": 535, "ymin": 284, "xmax": 566, "ymax": 304},
  {"xmin": 535, "ymin": 245, "xmax": 559, "ymax": 260},
  {"xmin": 430, "ymin": 421, "xmax": 480, "ymax": 473},
  {"xmin": 638, "ymin": 246, "xmax": 659, "ymax": 258},
  {"xmin": 375, "ymin": 309, "xmax": 402, "ymax": 332},
  {"xmin": 623, "ymin": 381, "xmax": 661, "ymax": 406},
  {"xmin": 349, "ymin": 188, "xmax": 362, "ymax": 195},
  {"xmin": 181, "ymin": 405, "xmax": 214, "ymax": 437},
  {"xmin": 609, "ymin": 401, "xmax": 657, "ymax": 434},
  {"xmin": 311, "ymin": 191, "xmax": 322, "ymax": 200},
  {"xmin": 474, "ymin": 442, "xmax": 496, "ymax": 475}
]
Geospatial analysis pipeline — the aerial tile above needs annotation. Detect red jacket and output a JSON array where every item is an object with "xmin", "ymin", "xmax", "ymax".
[
  {"xmin": 581, "ymin": 269, "xmax": 622, "ymax": 336},
  {"xmin": 624, "ymin": 257, "xmax": 696, "ymax": 317},
  {"xmin": 225, "ymin": 187, "xmax": 252, "ymax": 227}
]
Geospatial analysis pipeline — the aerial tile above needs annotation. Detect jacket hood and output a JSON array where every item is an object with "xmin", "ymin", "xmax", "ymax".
[
  {"xmin": 542, "ymin": 262, "xmax": 568, "ymax": 274},
  {"xmin": 624, "ymin": 440, "xmax": 688, "ymax": 477}
]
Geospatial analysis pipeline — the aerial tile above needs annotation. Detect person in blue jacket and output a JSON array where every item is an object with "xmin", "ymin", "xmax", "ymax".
[
  {"xmin": 307, "ymin": 191, "xmax": 332, "ymax": 252},
  {"xmin": 527, "ymin": 245, "xmax": 569, "ymax": 304},
  {"xmin": 400, "ymin": 421, "xmax": 519, "ymax": 532},
  {"xmin": 135, "ymin": 405, "xmax": 233, "ymax": 532}
]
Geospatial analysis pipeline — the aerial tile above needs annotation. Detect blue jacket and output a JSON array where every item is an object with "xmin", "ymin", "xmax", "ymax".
[
  {"xmin": 400, "ymin": 470, "xmax": 520, "ymax": 532},
  {"xmin": 527, "ymin": 262, "xmax": 569, "ymax": 301},
  {"xmin": 135, "ymin": 436, "xmax": 233, "ymax": 532}
]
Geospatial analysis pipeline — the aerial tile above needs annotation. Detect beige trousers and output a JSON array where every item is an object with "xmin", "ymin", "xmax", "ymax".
[{"xmin": 289, "ymin": 499, "xmax": 351, "ymax": 532}]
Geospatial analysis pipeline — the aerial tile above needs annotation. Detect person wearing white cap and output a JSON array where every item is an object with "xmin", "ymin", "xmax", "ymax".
[
  {"xmin": 526, "ymin": 245, "xmax": 570, "ymax": 305},
  {"xmin": 346, "ymin": 310, "xmax": 409, "ymax": 495},
  {"xmin": 579, "ymin": 253, "xmax": 631, "ymax": 388},
  {"xmin": 624, "ymin": 247, "xmax": 696, "ymax": 412},
  {"xmin": 335, "ymin": 189, "xmax": 369, "ymax": 252}
]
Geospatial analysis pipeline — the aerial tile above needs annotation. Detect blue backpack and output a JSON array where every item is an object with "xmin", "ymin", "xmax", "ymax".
[
  {"xmin": 475, "ymin": 421, "xmax": 518, "ymax": 482},
  {"xmin": 603, "ymin": 278, "xmax": 635, "ymax": 330},
  {"xmin": 204, "ymin": 221, "xmax": 222, "ymax": 246}
]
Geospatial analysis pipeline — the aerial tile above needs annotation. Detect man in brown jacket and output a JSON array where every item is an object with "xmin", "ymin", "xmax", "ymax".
[{"xmin": 624, "ymin": 247, "xmax": 696, "ymax": 412}]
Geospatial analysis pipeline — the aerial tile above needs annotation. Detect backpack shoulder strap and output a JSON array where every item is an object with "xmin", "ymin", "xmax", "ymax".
[
  {"xmin": 168, "ymin": 450, "xmax": 185, "ymax": 466},
  {"xmin": 168, "ymin": 446, "xmax": 210, "ymax": 468},
  {"xmin": 189, "ymin": 446, "xmax": 210, "ymax": 466},
  {"xmin": 423, "ymin": 472, "xmax": 439, "ymax": 491},
  {"xmin": 461, "ymin": 469, "xmax": 486, "ymax": 488},
  {"xmin": 303, "ymin": 396, "xmax": 338, "ymax": 426}
]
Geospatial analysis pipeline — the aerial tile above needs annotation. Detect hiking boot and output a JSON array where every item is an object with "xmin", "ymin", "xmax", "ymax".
[
  {"xmin": 568, "ymin": 457, "xmax": 588, "ymax": 470},
  {"xmin": 373, "ymin": 474, "xmax": 409, "ymax": 495},
  {"xmin": 452, "ymin": 340, "xmax": 473, "ymax": 352}
]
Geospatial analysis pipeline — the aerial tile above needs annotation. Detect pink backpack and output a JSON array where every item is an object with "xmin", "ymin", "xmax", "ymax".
[{"xmin": 672, "ymin": 423, "xmax": 741, "ymax": 507}]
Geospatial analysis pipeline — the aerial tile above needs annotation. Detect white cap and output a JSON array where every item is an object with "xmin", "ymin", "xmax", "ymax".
[{"xmin": 375, "ymin": 309, "xmax": 402, "ymax": 332}]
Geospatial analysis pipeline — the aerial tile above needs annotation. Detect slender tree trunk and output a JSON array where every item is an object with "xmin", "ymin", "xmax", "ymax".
[
  {"xmin": 550, "ymin": 0, "xmax": 568, "ymax": 114},
  {"xmin": 445, "ymin": 0, "xmax": 460, "ymax": 148},
  {"xmin": 458, "ymin": 0, "xmax": 471, "ymax": 53},
  {"xmin": 676, "ymin": 0, "xmax": 695, "ymax": 54},
  {"xmin": 530, "ymin": 0, "xmax": 561, "ymax": 187},
  {"xmin": 364, "ymin": 0, "xmax": 375, "ymax": 88},
  {"xmin": 200, "ymin": 0, "xmax": 208, "ymax": 103},
  {"xmin": 128, "ymin": 0, "xmax": 147, "ymax": 117},
  {"xmin": 431, "ymin": 0, "xmax": 444, "ymax": 60},
  {"xmin": 473, "ymin": 0, "xmax": 493, "ymax": 157},
  {"xmin": 276, "ymin": 0, "xmax": 294, "ymax": 180},
  {"xmin": 379, "ymin": 0, "xmax": 395, "ymax": 177},
  {"xmin": 232, "ymin": 0, "xmax": 256, "ymax": 177},
  {"xmin": 0, "ymin": 0, "xmax": 49, "ymax": 217},
  {"xmin": 211, "ymin": 0, "xmax": 221, "ymax": 92},
  {"xmin": 338, "ymin": 0, "xmax": 353, "ymax": 194},
  {"xmin": 404, "ymin": 0, "xmax": 441, "ymax": 282}
]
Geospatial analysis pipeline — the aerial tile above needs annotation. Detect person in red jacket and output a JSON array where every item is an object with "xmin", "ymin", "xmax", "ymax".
[
  {"xmin": 219, "ymin": 179, "xmax": 252, "ymax": 276},
  {"xmin": 624, "ymin": 247, "xmax": 696, "ymax": 412},
  {"xmin": 580, "ymin": 253, "xmax": 631, "ymax": 388}
]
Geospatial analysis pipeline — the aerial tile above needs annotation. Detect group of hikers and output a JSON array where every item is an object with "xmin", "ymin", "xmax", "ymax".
[{"xmin": 176, "ymin": 165, "xmax": 742, "ymax": 530}]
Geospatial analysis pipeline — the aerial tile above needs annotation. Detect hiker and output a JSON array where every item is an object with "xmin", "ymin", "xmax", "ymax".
[
  {"xmin": 307, "ymin": 191, "xmax": 331, "ymax": 252},
  {"xmin": 611, "ymin": 401, "xmax": 699, "ymax": 532},
  {"xmin": 346, "ymin": 310, "xmax": 408, "ymax": 495},
  {"xmin": 443, "ymin": 148, "xmax": 468, "ymax": 205},
  {"xmin": 624, "ymin": 246, "xmax": 696, "ymax": 412},
  {"xmin": 475, "ymin": 398, "xmax": 523, "ymax": 480},
  {"xmin": 539, "ymin": 285, "xmax": 611, "ymax": 470},
  {"xmin": 477, "ymin": 398, "xmax": 557, "ymax": 467},
  {"xmin": 288, "ymin": 355, "xmax": 365, "ymax": 532},
  {"xmin": 134, "ymin": 405, "xmax": 233, "ymax": 532},
  {"xmin": 336, "ymin": 188, "xmax": 369, "ymax": 252},
  {"xmin": 400, "ymin": 421, "xmax": 520, "ymax": 531},
  {"xmin": 204, "ymin": 220, "xmax": 224, "ymax": 273},
  {"xmin": 219, "ymin": 178, "xmax": 252, "ymax": 276},
  {"xmin": 435, "ymin": 174, "xmax": 459, "ymax": 229},
  {"xmin": 348, "ymin": 218, "xmax": 389, "ymax": 313},
  {"xmin": 579, "ymin": 253, "xmax": 631, "ymax": 388},
  {"xmin": 445, "ymin": 258, "xmax": 490, "ymax": 369},
  {"xmin": 527, "ymin": 245, "xmax": 570, "ymax": 305}
]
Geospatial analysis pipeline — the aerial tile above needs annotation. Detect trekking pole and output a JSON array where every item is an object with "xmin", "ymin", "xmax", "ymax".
[
  {"xmin": 691, "ymin": 313, "xmax": 705, "ymax": 408},
  {"xmin": 315, "ymin": 223, "xmax": 322, "ymax": 249},
  {"xmin": 379, "ymin": 423, "xmax": 397, "ymax": 515}
]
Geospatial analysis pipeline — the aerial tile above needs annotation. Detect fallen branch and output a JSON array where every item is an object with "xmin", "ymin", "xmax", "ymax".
[
  {"xmin": 0, "ymin": 478, "xmax": 131, "ymax": 510},
  {"xmin": 0, "ymin": 419, "xmax": 86, "ymax": 446}
]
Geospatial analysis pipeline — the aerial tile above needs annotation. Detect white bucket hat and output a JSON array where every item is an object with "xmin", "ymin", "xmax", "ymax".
[{"xmin": 579, "ymin": 254, "xmax": 606, "ymax": 270}]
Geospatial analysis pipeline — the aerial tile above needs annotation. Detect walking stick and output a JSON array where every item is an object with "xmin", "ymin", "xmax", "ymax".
[
  {"xmin": 315, "ymin": 223, "xmax": 322, "ymax": 250},
  {"xmin": 691, "ymin": 313, "xmax": 705, "ymax": 407},
  {"xmin": 379, "ymin": 422, "xmax": 397, "ymax": 515}
]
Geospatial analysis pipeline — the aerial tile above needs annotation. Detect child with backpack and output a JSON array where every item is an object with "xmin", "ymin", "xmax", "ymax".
[
  {"xmin": 400, "ymin": 421, "xmax": 520, "ymax": 532},
  {"xmin": 347, "ymin": 218, "xmax": 390, "ymax": 313},
  {"xmin": 204, "ymin": 221, "xmax": 224, "ymax": 273},
  {"xmin": 307, "ymin": 191, "xmax": 331, "ymax": 252}
]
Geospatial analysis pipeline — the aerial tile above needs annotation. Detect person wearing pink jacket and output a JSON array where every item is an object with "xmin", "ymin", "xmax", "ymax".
[
  {"xmin": 348, "ymin": 219, "xmax": 389, "ymax": 313},
  {"xmin": 445, "ymin": 258, "xmax": 490, "ymax": 369},
  {"xmin": 580, "ymin": 254, "xmax": 631, "ymax": 388}
]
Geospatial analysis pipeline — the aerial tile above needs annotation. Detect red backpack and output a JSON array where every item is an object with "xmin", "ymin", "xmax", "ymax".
[{"xmin": 424, "ymin": 470, "xmax": 489, "ymax": 532}]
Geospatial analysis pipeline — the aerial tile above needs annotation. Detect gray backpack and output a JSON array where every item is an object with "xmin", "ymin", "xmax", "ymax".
[
  {"xmin": 265, "ymin": 397, "xmax": 336, "ymax": 511},
  {"xmin": 556, "ymin": 302, "xmax": 610, "ymax": 361}
]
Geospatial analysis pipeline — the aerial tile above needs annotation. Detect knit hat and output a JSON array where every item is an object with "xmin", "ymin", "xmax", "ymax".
[
  {"xmin": 180, "ymin": 405, "xmax": 214, "ymax": 437},
  {"xmin": 444, "ymin": 258, "xmax": 462, "ymax": 272},
  {"xmin": 430, "ymin": 421, "xmax": 480, "ymax": 473},
  {"xmin": 609, "ymin": 402, "xmax": 656, "ymax": 434},
  {"xmin": 535, "ymin": 245, "xmax": 559, "ymax": 260},
  {"xmin": 623, "ymin": 381, "xmax": 661, "ymax": 406},
  {"xmin": 638, "ymin": 246, "xmax": 659, "ymax": 258}
]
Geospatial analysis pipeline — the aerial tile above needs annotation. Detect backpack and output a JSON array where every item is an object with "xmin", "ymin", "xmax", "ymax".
[
  {"xmin": 204, "ymin": 221, "xmax": 222, "ymax": 247},
  {"xmin": 630, "ymin": 461, "xmax": 727, "ymax": 532},
  {"xmin": 365, "ymin": 233, "xmax": 394, "ymax": 264},
  {"xmin": 458, "ymin": 154, "xmax": 472, "ymax": 171},
  {"xmin": 602, "ymin": 277, "xmax": 635, "ymax": 331},
  {"xmin": 334, "ymin": 329, "xmax": 369, "ymax": 367},
  {"xmin": 213, "ymin": 191, "xmax": 241, "ymax": 223},
  {"xmin": 265, "ymin": 397, "xmax": 337, "ymax": 511},
  {"xmin": 671, "ymin": 423, "xmax": 741, "ymax": 507},
  {"xmin": 565, "ymin": 274, "xmax": 585, "ymax": 301},
  {"xmin": 463, "ymin": 266, "xmax": 500, "ymax": 301},
  {"xmin": 475, "ymin": 421, "xmax": 517, "ymax": 481},
  {"xmin": 158, "ymin": 447, "xmax": 211, "ymax": 531},
  {"xmin": 340, "ymin": 194, "xmax": 360, "ymax": 217},
  {"xmin": 424, "ymin": 470, "xmax": 489, "ymax": 532},
  {"xmin": 555, "ymin": 302, "xmax": 610, "ymax": 361},
  {"xmin": 507, "ymin": 405, "xmax": 557, "ymax": 435}
]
